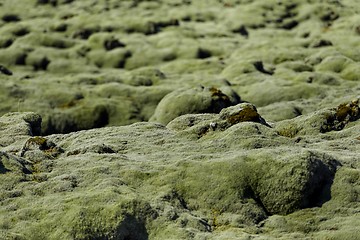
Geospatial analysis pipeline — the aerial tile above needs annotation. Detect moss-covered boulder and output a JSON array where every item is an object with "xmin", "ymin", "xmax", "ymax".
[
  {"xmin": 1, "ymin": 0, "xmax": 360, "ymax": 238},
  {"xmin": 150, "ymin": 86, "xmax": 241, "ymax": 125},
  {"xmin": 0, "ymin": 98, "xmax": 359, "ymax": 239},
  {"xmin": 276, "ymin": 98, "xmax": 360, "ymax": 137}
]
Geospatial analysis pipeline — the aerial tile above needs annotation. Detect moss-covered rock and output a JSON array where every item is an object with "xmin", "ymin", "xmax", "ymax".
[
  {"xmin": 0, "ymin": 100, "xmax": 359, "ymax": 239},
  {"xmin": 150, "ymin": 86, "xmax": 240, "ymax": 125},
  {"xmin": 276, "ymin": 98, "xmax": 360, "ymax": 137},
  {"xmin": 247, "ymin": 150, "xmax": 339, "ymax": 215},
  {"xmin": 1, "ymin": 0, "xmax": 360, "ymax": 238}
]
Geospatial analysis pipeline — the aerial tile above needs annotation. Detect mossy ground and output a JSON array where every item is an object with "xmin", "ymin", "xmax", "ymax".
[{"xmin": 1, "ymin": 0, "xmax": 360, "ymax": 239}]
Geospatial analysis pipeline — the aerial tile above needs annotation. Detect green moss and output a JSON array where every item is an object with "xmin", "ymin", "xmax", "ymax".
[
  {"xmin": 150, "ymin": 86, "xmax": 238, "ymax": 125},
  {"xmin": 0, "ymin": 47, "xmax": 29, "ymax": 66},
  {"xmin": 58, "ymin": 100, "xmax": 78, "ymax": 109},
  {"xmin": 39, "ymin": 35, "xmax": 75, "ymax": 49},
  {"xmin": 174, "ymin": 160, "xmax": 251, "ymax": 213},
  {"xmin": 87, "ymin": 49, "xmax": 132, "ymax": 68},
  {"xmin": 331, "ymin": 167, "xmax": 360, "ymax": 204},
  {"xmin": 340, "ymin": 63, "xmax": 360, "ymax": 81},
  {"xmin": 277, "ymin": 124, "xmax": 299, "ymax": 138},
  {"xmin": 315, "ymin": 55, "xmax": 352, "ymax": 73}
]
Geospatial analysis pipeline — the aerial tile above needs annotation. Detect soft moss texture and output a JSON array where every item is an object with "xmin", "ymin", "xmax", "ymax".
[
  {"xmin": 0, "ymin": 99, "xmax": 359, "ymax": 239},
  {"xmin": 150, "ymin": 86, "xmax": 240, "ymax": 125},
  {"xmin": 1, "ymin": 0, "xmax": 360, "ymax": 239},
  {"xmin": 0, "ymin": 0, "xmax": 359, "ymax": 134}
]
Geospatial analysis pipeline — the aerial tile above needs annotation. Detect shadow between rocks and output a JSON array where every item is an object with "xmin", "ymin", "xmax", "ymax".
[
  {"xmin": 0, "ymin": 160, "xmax": 10, "ymax": 174},
  {"xmin": 114, "ymin": 215, "xmax": 149, "ymax": 240},
  {"xmin": 42, "ymin": 105, "xmax": 109, "ymax": 135},
  {"xmin": 305, "ymin": 156, "xmax": 341, "ymax": 209}
]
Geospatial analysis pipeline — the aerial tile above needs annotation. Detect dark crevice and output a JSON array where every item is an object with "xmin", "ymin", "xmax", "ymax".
[
  {"xmin": 245, "ymin": 186, "xmax": 271, "ymax": 216},
  {"xmin": 197, "ymin": 48, "xmax": 212, "ymax": 59},
  {"xmin": 42, "ymin": 106, "xmax": 109, "ymax": 135},
  {"xmin": 305, "ymin": 156, "xmax": 341, "ymax": 208},
  {"xmin": 104, "ymin": 39, "xmax": 126, "ymax": 51},
  {"xmin": 13, "ymin": 28, "xmax": 30, "ymax": 37},
  {"xmin": 72, "ymin": 28, "xmax": 98, "ymax": 39},
  {"xmin": 2, "ymin": 14, "xmax": 21, "ymax": 22},
  {"xmin": 15, "ymin": 53, "xmax": 27, "ymax": 65},
  {"xmin": 0, "ymin": 65, "xmax": 13, "ymax": 75},
  {"xmin": 0, "ymin": 38, "xmax": 13, "ymax": 48},
  {"xmin": 162, "ymin": 190, "xmax": 190, "ymax": 210},
  {"xmin": 0, "ymin": 161, "xmax": 10, "ymax": 174},
  {"xmin": 232, "ymin": 25, "xmax": 249, "ymax": 37},
  {"xmin": 281, "ymin": 20, "xmax": 298, "ymax": 30},
  {"xmin": 33, "ymin": 57, "xmax": 50, "ymax": 71},
  {"xmin": 293, "ymin": 107, "xmax": 303, "ymax": 117},
  {"xmin": 145, "ymin": 19, "xmax": 180, "ymax": 35},
  {"xmin": 114, "ymin": 215, "xmax": 149, "ymax": 240},
  {"xmin": 253, "ymin": 61, "xmax": 273, "ymax": 75},
  {"xmin": 116, "ymin": 51, "xmax": 132, "ymax": 68}
]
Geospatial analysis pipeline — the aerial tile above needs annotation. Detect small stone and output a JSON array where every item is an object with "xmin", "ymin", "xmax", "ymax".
[{"xmin": 209, "ymin": 122, "xmax": 217, "ymax": 130}]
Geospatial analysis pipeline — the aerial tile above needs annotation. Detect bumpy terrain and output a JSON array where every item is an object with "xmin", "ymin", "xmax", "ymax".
[{"xmin": 0, "ymin": 0, "xmax": 360, "ymax": 239}]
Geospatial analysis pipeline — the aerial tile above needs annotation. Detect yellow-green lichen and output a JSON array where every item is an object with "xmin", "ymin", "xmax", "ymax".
[
  {"xmin": 25, "ymin": 136, "xmax": 48, "ymax": 149},
  {"xmin": 209, "ymin": 87, "xmax": 231, "ymax": 103},
  {"xmin": 277, "ymin": 125, "xmax": 299, "ymax": 138},
  {"xmin": 21, "ymin": 136, "xmax": 62, "ymax": 158},
  {"xmin": 335, "ymin": 99, "xmax": 359, "ymax": 122},
  {"xmin": 227, "ymin": 107, "xmax": 260, "ymax": 125},
  {"xmin": 211, "ymin": 209, "xmax": 221, "ymax": 230},
  {"xmin": 59, "ymin": 99, "xmax": 78, "ymax": 109},
  {"xmin": 31, "ymin": 165, "xmax": 48, "ymax": 183}
]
